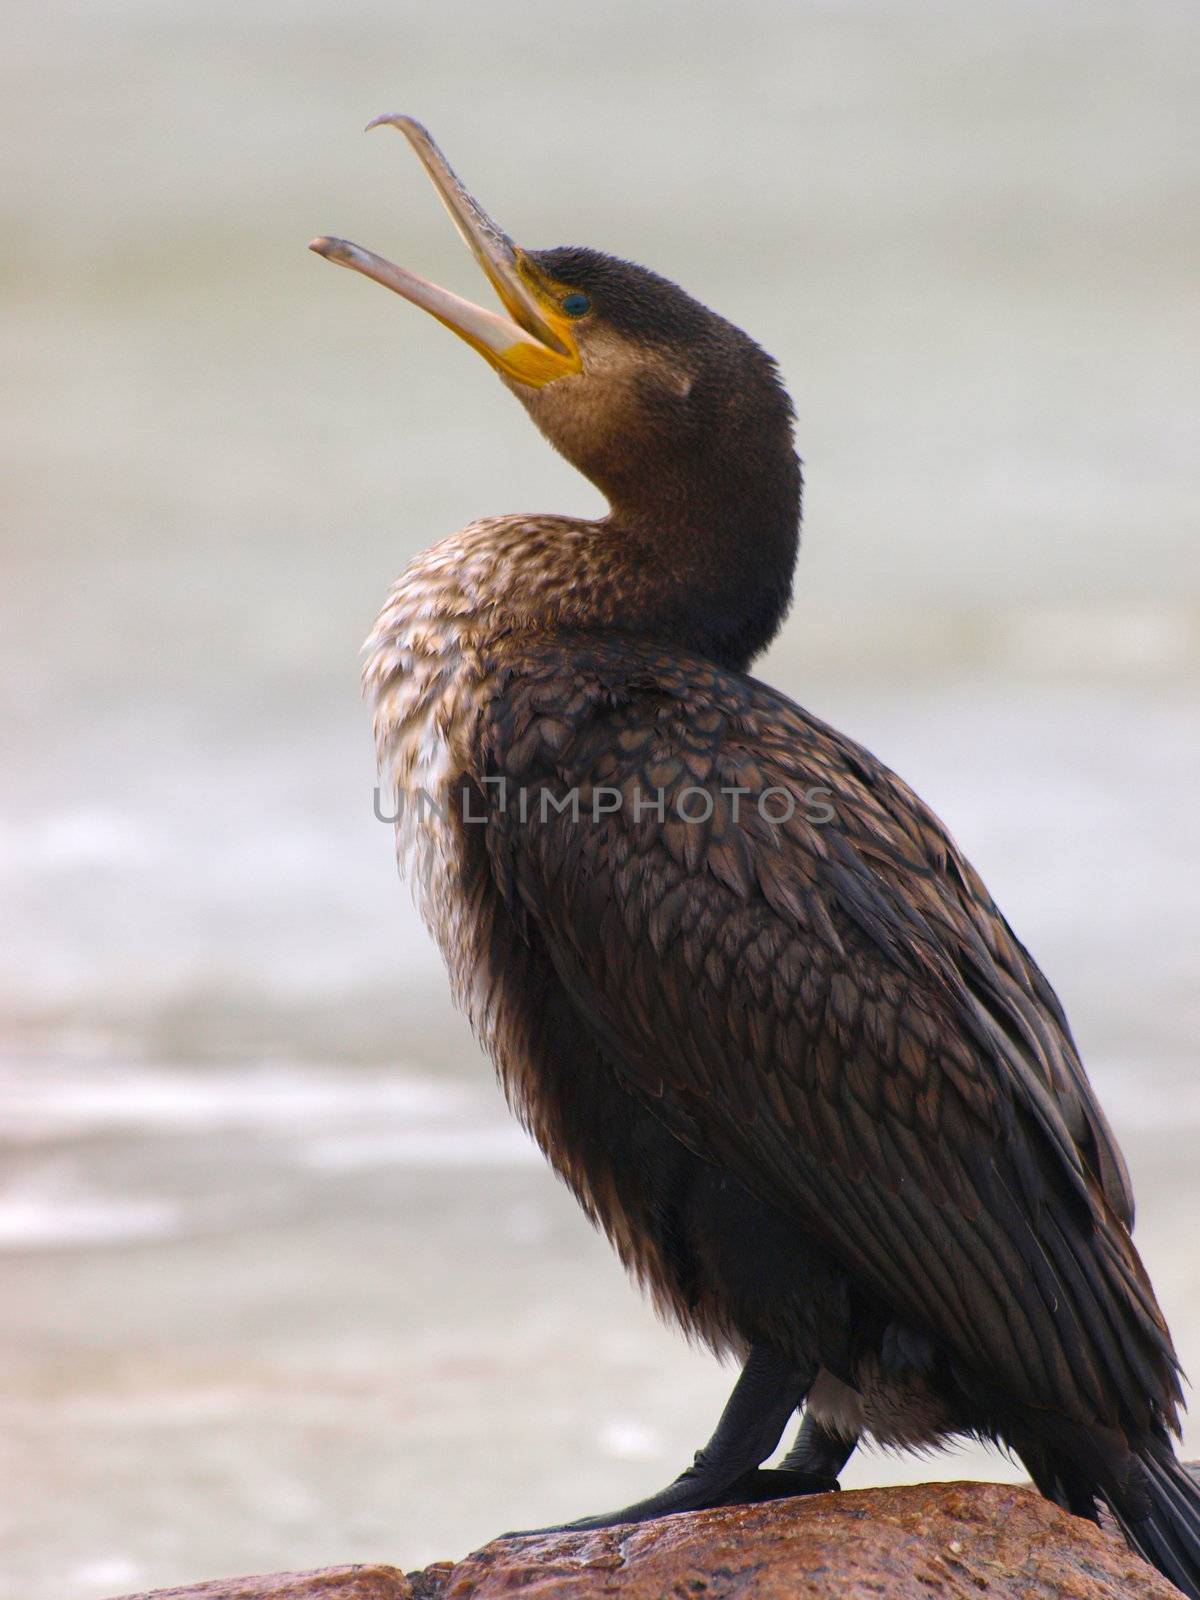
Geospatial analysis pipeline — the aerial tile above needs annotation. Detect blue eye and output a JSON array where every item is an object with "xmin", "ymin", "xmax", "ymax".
[{"xmin": 561, "ymin": 292, "xmax": 591, "ymax": 318}]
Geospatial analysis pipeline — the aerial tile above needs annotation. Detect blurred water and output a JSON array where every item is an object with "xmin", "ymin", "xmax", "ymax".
[{"xmin": 1, "ymin": 0, "xmax": 1198, "ymax": 1595}]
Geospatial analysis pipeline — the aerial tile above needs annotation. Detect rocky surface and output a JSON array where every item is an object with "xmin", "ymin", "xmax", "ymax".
[{"xmin": 110, "ymin": 1478, "xmax": 1187, "ymax": 1599}]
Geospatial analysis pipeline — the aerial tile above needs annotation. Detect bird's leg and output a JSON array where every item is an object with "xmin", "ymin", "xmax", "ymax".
[
  {"xmin": 503, "ymin": 1343, "xmax": 818, "ymax": 1536},
  {"xmin": 697, "ymin": 1401, "xmax": 859, "ymax": 1509},
  {"xmin": 776, "ymin": 1409, "xmax": 858, "ymax": 1485}
]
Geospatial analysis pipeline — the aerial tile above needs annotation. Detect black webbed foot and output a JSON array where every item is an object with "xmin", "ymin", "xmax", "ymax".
[
  {"xmin": 500, "ymin": 1461, "xmax": 840, "ymax": 1538},
  {"xmin": 499, "ymin": 1342, "xmax": 819, "ymax": 1539},
  {"xmin": 707, "ymin": 1464, "xmax": 842, "ymax": 1506}
]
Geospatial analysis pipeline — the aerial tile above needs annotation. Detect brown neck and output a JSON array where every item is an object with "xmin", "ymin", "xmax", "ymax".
[{"xmin": 598, "ymin": 442, "xmax": 802, "ymax": 673}]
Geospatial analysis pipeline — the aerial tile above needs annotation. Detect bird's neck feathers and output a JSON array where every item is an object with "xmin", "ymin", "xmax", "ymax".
[
  {"xmin": 512, "ymin": 341, "xmax": 804, "ymax": 672},
  {"xmin": 604, "ymin": 438, "xmax": 803, "ymax": 672},
  {"xmin": 367, "ymin": 446, "xmax": 801, "ymax": 701}
]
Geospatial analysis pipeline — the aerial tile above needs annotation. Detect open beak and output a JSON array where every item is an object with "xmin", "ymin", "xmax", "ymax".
[{"xmin": 310, "ymin": 116, "xmax": 581, "ymax": 388}]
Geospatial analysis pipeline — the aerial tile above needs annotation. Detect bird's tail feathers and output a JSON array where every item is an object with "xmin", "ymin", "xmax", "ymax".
[{"xmin": 1105, "ymin": 1441, "xmax": 1200, "ymax": 1600}]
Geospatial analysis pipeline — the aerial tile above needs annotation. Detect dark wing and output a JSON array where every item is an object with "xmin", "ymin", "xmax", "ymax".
[
  {"xmin": 796, "ymin": 709, "xmax": 1137, "ymax": 1232},
  {"xmin": 479, "ymin": 635, "xmax": 1178, "ymax": 1434}
]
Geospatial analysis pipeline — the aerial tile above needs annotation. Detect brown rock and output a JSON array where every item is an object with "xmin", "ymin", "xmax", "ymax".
[
  {"xmin": 112, "ymin": 1480, "xmax": 1183, "ymax": 1600},
  {"xmin": 115, "ymin": 1568, "xmax": 413, "ymax": 1600}
]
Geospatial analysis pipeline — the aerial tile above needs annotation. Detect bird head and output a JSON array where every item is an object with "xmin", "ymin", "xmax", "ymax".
[{"xmin": 310, "ymin": 117, "xmax": 795, "ymax": 521}]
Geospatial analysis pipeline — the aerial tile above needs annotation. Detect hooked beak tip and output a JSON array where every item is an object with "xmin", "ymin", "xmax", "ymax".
[
  {"xmin": 313, "ymin": 120, "xmax": 582, "ymax": 388},
  {"xmin": 309, "ymin": 235, "xmax": 360, "ymax": 266},
  {"xmin": 365, "ymin": 112, "xmax": 426, "ymax": 139}
]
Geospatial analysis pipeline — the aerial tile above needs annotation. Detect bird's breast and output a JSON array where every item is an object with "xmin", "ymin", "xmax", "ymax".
[
  {"xmin": 361, "ymin": 511, "xmax": 643, "ymax": 1041},
  {"xmin": 363, "ymin": 540, "xmax": 497, "ymax": 1015}
]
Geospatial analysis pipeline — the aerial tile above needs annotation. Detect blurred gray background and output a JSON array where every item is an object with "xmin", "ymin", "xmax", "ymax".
[{"xmin": 1, "ymin": 1, "xmax": 1198, "ymax": 1595}]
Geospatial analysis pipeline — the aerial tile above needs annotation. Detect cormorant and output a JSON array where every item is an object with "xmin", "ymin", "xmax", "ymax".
[{"xmin": 311, "ymin": 118, "xmax": 1200, "ymax": 1595}]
